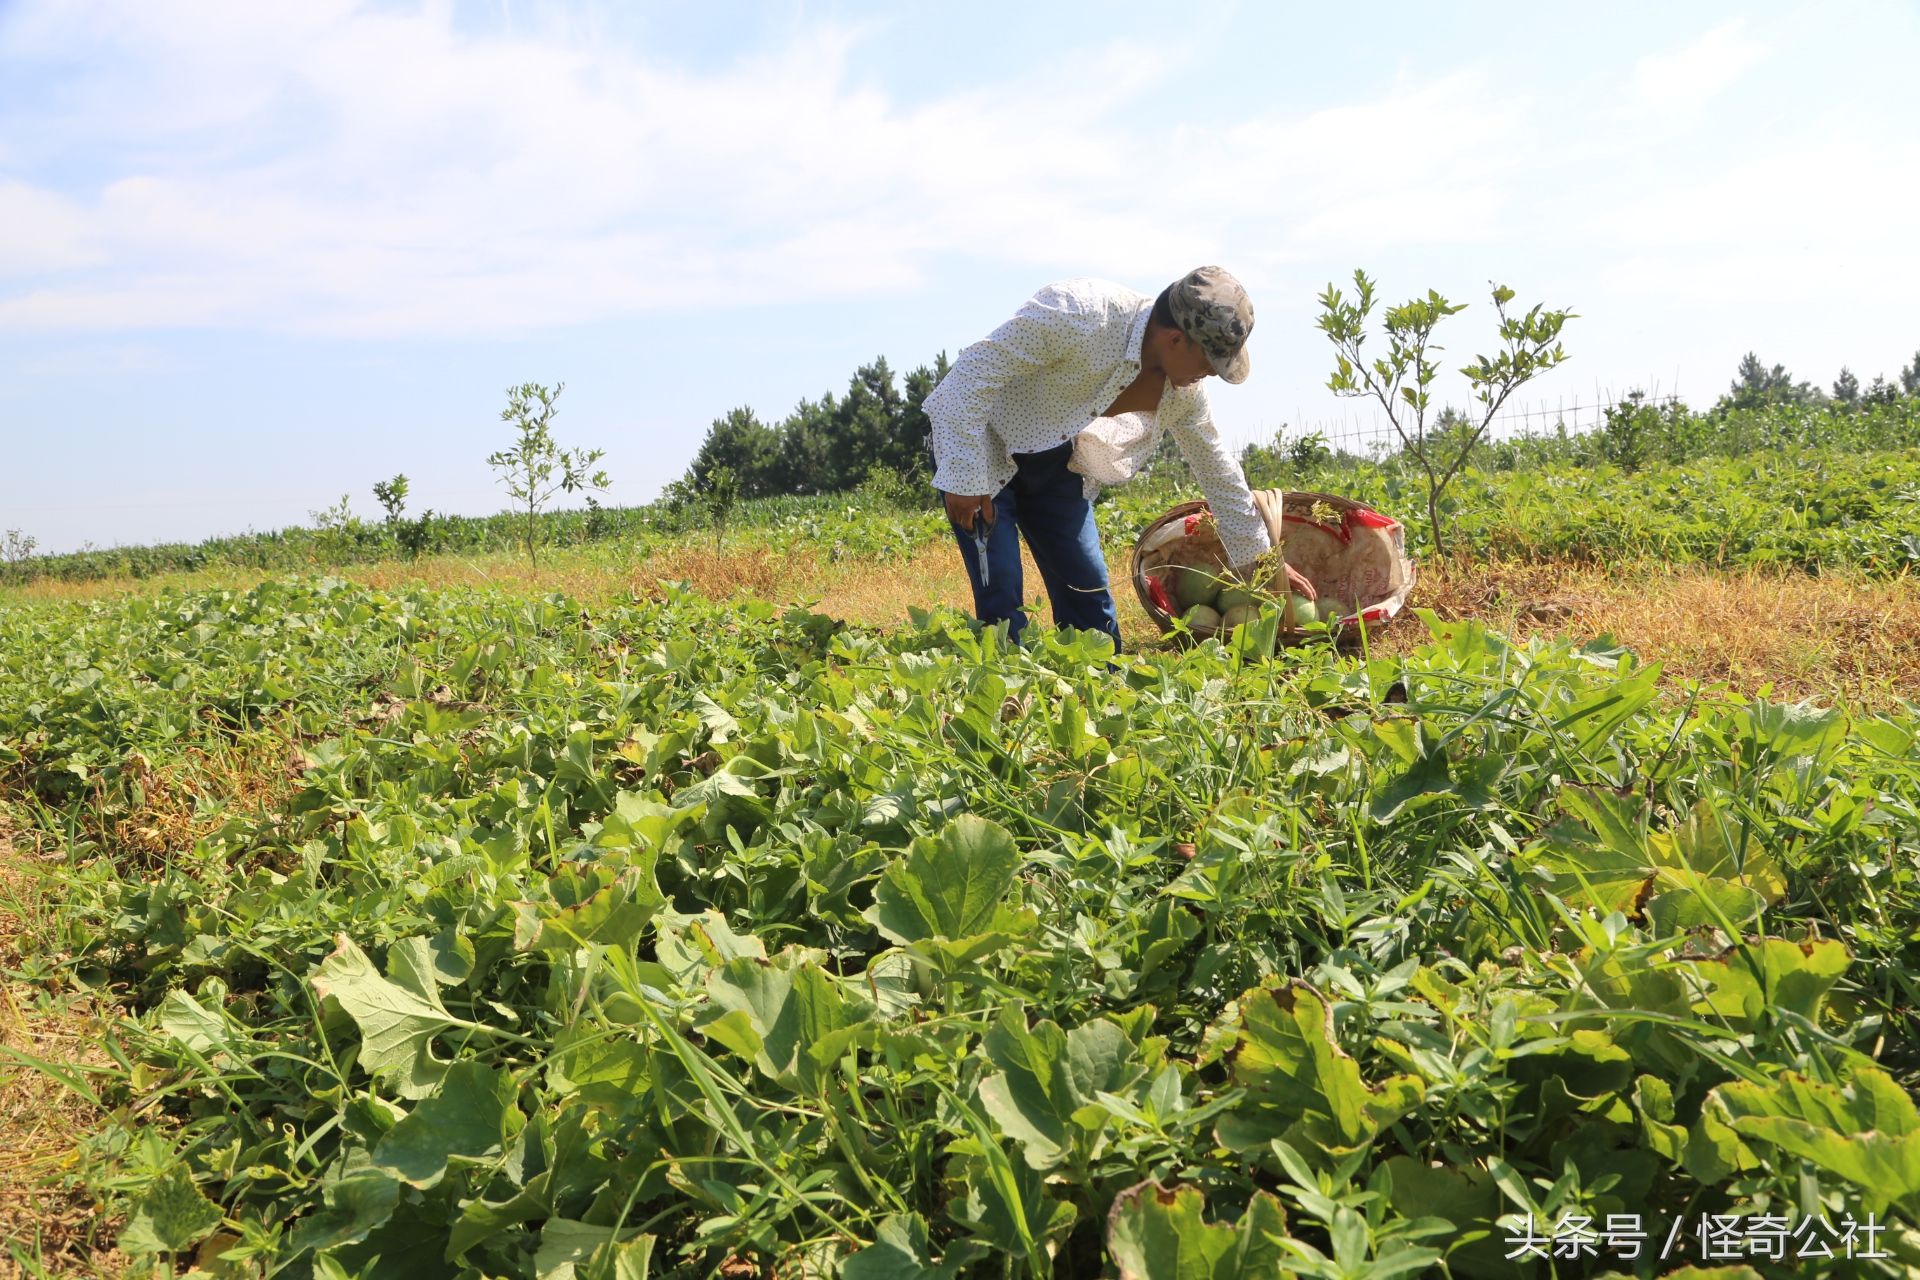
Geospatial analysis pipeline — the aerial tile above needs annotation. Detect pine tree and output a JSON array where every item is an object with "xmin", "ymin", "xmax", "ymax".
[
  {"xmin": 688, "ymin": 407, "xmax": 780, "ymax": 498},
  {"xmin": 1721, "ymin": 352, "xmax": 1818, "ymax": 413},
  {"xmin": 1832, "ymin": 366, "xmax": 1860, "ymax": 406}
]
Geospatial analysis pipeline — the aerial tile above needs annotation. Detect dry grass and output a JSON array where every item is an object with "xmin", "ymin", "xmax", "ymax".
[
  {"xmin": 788, "ymin": 544, "xmax": 1919, "ymax": 709},
  {"xmin": 0, "ymin": 734, "xmax": 298, "ymax": 1277},
  {"xmin": 1406, "ymin": 557, "xmax": 1920, "ymax": 710},
  {"xmin": 90, "ymin": 736, "xmax": 298, "ymax": 872},
  {"xmin": 0, "ymin": 814, "xmax": 125, "ymax": 1279}
]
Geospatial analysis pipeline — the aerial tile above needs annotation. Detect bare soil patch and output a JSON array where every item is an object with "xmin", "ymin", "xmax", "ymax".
[{"xmin": 0, "ymin": 814, "xmax": 124, "ymax": 1278}]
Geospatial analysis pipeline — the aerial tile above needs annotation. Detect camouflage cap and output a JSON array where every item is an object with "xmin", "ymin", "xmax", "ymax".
[{"xmin": 1167, "ymin": 265, "xmax": 1254, "ymax": 384}]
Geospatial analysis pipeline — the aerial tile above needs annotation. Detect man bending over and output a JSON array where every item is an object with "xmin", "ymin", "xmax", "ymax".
[{"xmin": 927, "ymin": 265, "xmax": 1309, "ymax": 650}]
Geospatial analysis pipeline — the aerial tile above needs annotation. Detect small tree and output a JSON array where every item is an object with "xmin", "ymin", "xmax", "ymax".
[
  {"xmin": 665, "ymin": 464, "xmax": 739, "ymax": 554},
  {"xmin": 308, "ymin": 494, "xmax": 364, "ymax": 564},
  {"xmin": 1318, "ymin": 270, "xmax": 1574, "ymax": 557},
  {"xmin": 371, "ymin": 473, "xmax": 436, "ymax": 560},
  {"xmin": 1901, "ymin": 351, "xmax": 1920, "ymax": 398},
  {"xmin": 485, "ymin": 382, "xmax": 609, "ymax": 567},
  {"xmin": 1, "ymin": 529, "xmax": 37, "ymax": 564},
  {"xmin": 372, "ymin": 474, "xmax": 410, "ymax": 523}
]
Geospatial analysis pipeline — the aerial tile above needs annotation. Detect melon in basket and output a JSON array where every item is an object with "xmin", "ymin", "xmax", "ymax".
[
  {"xmin": 1130, "ymin": 489, "xmax": 1417, "ymax": 644},
  {"xmin": 1173, "ymin": 563, "xmax": 1221, "ymax": 610},
  {"xmin": 1182, "ymin": 603, "xmax": 1222, "ymax": 631}
]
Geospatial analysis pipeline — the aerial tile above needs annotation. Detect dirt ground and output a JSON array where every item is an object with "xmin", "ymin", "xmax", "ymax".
[{"xmin": 0, "ymin": 815, "xmax": 125, "ymax": 1278}]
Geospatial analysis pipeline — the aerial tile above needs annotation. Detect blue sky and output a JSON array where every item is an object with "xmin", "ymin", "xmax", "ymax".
[{"xmin": 3, "ymin": 0, "xmax": 1917, "ymax": 553}]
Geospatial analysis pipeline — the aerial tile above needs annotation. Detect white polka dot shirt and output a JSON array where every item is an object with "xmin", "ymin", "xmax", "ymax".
[{"xmin": 925, "ymin": 277, "xmax": 1273, "ymax": 567}]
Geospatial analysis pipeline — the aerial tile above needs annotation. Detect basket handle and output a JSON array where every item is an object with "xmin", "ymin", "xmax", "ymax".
[{"xmin": 1235, "ymin": 488, "xmax": 1288, "ymax": 576}]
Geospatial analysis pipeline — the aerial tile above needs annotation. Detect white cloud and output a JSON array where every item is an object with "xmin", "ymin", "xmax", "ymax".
[
  {"xmin": 0, "ymin": 181, "xmax": 99, "ymax": 273},
  {"xmin": 0, "ymin": 2, "xmax": 1521, "ymax": 338},
  {"xmin": 1627, "ymin": 20, "xmax": 1765, "ymax": 116},
  {"xmin": 1587, "ymin": 112, "xmax": 1920, "ymax": 312},
  {"xmin": 1219, "ymin": 76, "xmax": 1530, "ymax": 274}
]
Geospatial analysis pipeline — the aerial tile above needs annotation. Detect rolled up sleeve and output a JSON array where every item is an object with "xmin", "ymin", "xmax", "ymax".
[{"xmin": 1167, "ymin": 397, "xmax": 1271, "ymax": 568}]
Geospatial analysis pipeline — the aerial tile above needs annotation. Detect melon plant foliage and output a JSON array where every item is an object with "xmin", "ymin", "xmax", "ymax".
[{"xmin": 2, "ymin": 578, "xmax": 1919, "ymax": 1276}]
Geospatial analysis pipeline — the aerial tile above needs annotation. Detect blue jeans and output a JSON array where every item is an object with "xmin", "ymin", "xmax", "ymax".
[{"xmin": 948, "ymin": 442, "xmax": 1121, "ymax": 651}]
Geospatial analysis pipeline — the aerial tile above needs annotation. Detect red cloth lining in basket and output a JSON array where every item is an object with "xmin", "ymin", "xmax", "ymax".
[{"xmin": 1282, "ymin": 508, "xmax": 1402, "ymax": 547}]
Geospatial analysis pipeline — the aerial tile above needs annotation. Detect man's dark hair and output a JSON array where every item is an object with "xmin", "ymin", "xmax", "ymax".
[{"xmin": 1149, "ymin": 284, "xmax": 1176, "ymax": 333}]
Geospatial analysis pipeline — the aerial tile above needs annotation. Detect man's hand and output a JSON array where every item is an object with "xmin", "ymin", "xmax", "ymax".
[
  {"xmin": 943, "ymin": 492, "xmax": 995, "ymax": 531},
  {"xmin": 1284, "ymin": 563, "xmax": 1317, "ymax": 599}
]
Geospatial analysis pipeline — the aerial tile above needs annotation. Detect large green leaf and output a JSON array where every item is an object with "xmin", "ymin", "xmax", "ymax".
[
  {"xmin": 1553, "ymin": 663, "xmax": 1659, "ymax": 754},
  {"xmin": 513, "ymin": 861, "xmax": 664, "ymax": 953},
  {"xmin": 1106, "ymin": 1181, "xmax": 1291, "ymax": 1280},
  {"xmin": 947, "ymin": 1152, "xmax": 1078, "ymax": 1257},
  {"xmin": 869, "ymin": 814, "xmax": 1035, "ymax": 962},
  {"xmin": 841, "ymin": 1214, "xmax": 980, "ymax": 1279},
  {"xmin": 977, "ymin": 1010, "xmax": 1143, "ymax": 1169},
  {"xmin": 1645, "ymin": 879, "xmax": 1764, "ymax": 934},
  {"xmin": 1633, "ymin": 1075, "xmax": 1688, "ymax": 1163},
  {"xmin": 446, "ymin": 1109, "xmax": 612, "ymax": 1262},
  {"xmin": 1742, "ymin": 697, "xmax": 1848, "ymax": 760},
  {"xmin": 700, "ymin": 948, "xmax": 865, "ymax": 1091},
  {"xmin": 321, "ymin": 1198, "xmax": 463, "ymax": 1280},
  {"xmin": 547, "ymin": 1028, "xmax": 651, "ymax": 1111},
  {"xmin": 1521, "ymin": 788, "xmax": 1786, "ymax": 917},
  {"xmin": 654, "ymin": 908, "xmax": 766, "ymax": 987},
  {"xmin": 156, "ymin": 989, "xmax": 235, "ymax": 1064},
  {"xmin": 1214, "ymin": 981, "xmax": 1423, "ymax": 1155},
  {"xmin": 1710, "ymin": 1065, "xmax": 1920, "ymax": 1213},
  {"xmin": 673, "ymin": 757, "xmax": 774, "ymax": 838},
  {"xmin": 533, "ymin": 1218, "xmax": 653, "ymax": 1280},
  {"xmin": 312, "ymin": 935, "xmax": 465, "ymax": 1098},
  {"xmin": 391, "ymin": 933, "xmax": 466, "ymax": 996},
  {"xmin": 1379, "ymin": 1157, "xmax": 1515, "ymax": 1278},
  {"xmin": 119, "ymin": 1164, "xmax": 224, "ymax": 1256},
  {"xmin": 372, "ymin": 1060, "xmax": 521, "ymax": 1188},
  {"xmin": 1365, "ymin": 719, "xmax": 1502, "ymax": 822},
  {"xmin": 288, "ymin": 1165, "xmax": 402, "ymax": 1254}
]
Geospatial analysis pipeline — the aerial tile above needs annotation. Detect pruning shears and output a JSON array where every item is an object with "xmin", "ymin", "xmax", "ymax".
[{"xmin": 971, "ymin": 507, "xmax": 995, "ymax": 587}]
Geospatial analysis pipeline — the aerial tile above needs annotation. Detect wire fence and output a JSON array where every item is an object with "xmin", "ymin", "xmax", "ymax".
[{"xmin": 1240, "ymin": 391, "xmax": 1687, "ymax": 461}]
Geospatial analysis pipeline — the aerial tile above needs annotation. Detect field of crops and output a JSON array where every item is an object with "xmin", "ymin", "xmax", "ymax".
[
  {"xmin": 8, "ymin": 441, "xmax": 1920, "ymax": 591},
  {"xmin": 2, "ymin": 568, "xmax": 1918, "ymax": 1277}
]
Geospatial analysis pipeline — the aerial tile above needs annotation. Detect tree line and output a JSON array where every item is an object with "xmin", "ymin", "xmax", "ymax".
[
  {"xmin": 670, "ymin": 345, "xmax": 1920, "ymax": 508},
  {"xmin": 1723, "ymin": 349, "xmax": 1920, "ymax": 412},
  {"xmin": 670, "ymin": 353, "xmax": 951, "ymax": 507}
]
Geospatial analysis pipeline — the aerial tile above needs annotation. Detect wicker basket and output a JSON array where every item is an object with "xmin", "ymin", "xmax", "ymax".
[{"xmin": 1131, "ymin": 489, "xmax": 1418, "ymax": 645}]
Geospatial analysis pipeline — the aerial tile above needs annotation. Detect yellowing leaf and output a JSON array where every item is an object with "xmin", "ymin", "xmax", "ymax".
[
  {"xmin": 1214, "ymin": 981, "xmax": 1423, "ymax": 1155},
  {"xmin": 1106, "ymin": 1181, "xmax": 1291, "ymax": 1280},
  {"xmin": 1710, "ymin": 1066, "xmax": 1920, "ymax": 1214}
]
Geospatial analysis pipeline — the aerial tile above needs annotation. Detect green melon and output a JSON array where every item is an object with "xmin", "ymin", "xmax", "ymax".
[
  {"xmin": 1216, "ymin": 585, "xmax": 1256, "ymax": 612},
  {"xmin": 1182, "ymin": 604, "xmax": 1222, "ymax": 632},
  {"xmin": 1287, "ymin": 593, "xmax": 1318, "ymax": 627},
  {"xmin": 1318, "ymin": 597, "xmax": 1353, "ymax": 624},
  {"xmin": 1221, "ymin": 603, "xmax": 1259, "ymax": 633},
  {"xmin": 1173, "ymin": 564, "xmax": 1222, "ymax": 610}
]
